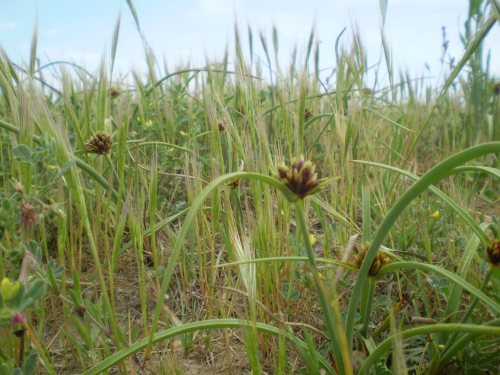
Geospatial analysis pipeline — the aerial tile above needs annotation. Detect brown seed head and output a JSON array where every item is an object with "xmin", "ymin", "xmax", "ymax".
[
  {"xmin": 218, "ymin": 121, "xmax": 227, "ymax": 131},
  {"xmin": 109, "ymin": 86, "xmax": 121, "ymax": 99},
  {"xmin": 75, "ymin": 305, "xmax": 87, "ymax": 317},
  {"xmin": 85, "ymin": 132, "xmax": 113, "ymax": 155},
  {"xmin": 19, "ymin": 201, "xmax": 37, "ymax": 230},
  {"xmin": 277, "ymin": 156, "xmax": 324, "ymax": 199},
  {"xmin": 12, "ymin": 328, "xmax": 25, "ymax": 338},
  {"xmin": 492, "ymin": 82, "xmax": 500, "ymax": 96},
  {"xmin": 486, "ymin": 240, "xmax": 500, "ymax": 267},
  {"xmin": 354, "ymin": 243, "xmax": 390, "ymax": 276},
  {"xmin": 228, "ymin": 179, "xmax": 240, "ymax": 188},
  {"xmin": 304, "ymin": 108, "xmax": 313, "ymax": 121}
]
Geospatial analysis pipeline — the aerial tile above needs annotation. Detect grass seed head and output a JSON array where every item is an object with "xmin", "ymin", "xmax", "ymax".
[
  {"xmin": 85, "ymin": 132, "xmax": 113, "ymax": 155},
  {"xmin": 277, "ymin": 156, "xmax": 325, "ymax": 199}
]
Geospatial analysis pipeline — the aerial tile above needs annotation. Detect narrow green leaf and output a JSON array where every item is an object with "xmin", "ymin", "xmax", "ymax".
[
  {"xmin": 360, "ymin": 323, "xmax": 500, "ymax": 374},
  {"xmin": 83, "ymin": 319, "xmax": 334, "ymax": 375}
]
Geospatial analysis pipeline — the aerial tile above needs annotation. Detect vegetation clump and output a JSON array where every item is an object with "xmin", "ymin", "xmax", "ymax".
[{"xmin": 0, "ymin": 1, "xmax": 499, "ymax": 373}]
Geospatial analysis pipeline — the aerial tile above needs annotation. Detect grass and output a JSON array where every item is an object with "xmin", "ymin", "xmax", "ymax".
[{"xmin": 0, "ymin": 1, "xmax": 499, "ymax": 374}]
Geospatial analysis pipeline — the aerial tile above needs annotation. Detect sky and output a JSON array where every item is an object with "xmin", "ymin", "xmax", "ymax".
[{"xmin": 0, "ymin": 0, "xmax": 498, "ymax": 85}]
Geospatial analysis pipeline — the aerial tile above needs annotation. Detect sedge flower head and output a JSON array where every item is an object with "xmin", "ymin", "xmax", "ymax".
[
  {"xmin": 354, "ymin": 243, "xmax": 390, "ymax": 277},
  {"xmin": 277, "ymin": 156, "xmax": 325, "ymax": 199},
  {"xmin": 486, "ymin": 240, "xmax": 500, "ymax": 267},
  {"xmin": 85, "ymin": 132, "xmax": 113, "ymax": 155}
]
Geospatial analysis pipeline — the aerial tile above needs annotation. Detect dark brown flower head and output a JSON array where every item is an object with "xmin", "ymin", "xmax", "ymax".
[
  {"xmin": 12, "ymin": 328, "xmax": 25, "ymax": 338},
  {"xmin": 75, "ymin": 305, "xmax": 87, "ymax": 317},
  {"xmin": 228, "ymin": 178, "xmax": 240, "ymax": 188},
  {"xmin": 486, "ymin": 240, "xmax": 500, "ymax": 267},
  {"xmin": 85, "ymin": 132, "xmax": 113, "ymax": 155},
  {"xmin": 277, "ymin": 156, "xmax": 325, "ymax": 199},
  {"xmin": 363, "ymin": 88, "xmax": 374, "ymax": 96},
  {"xmin": 354, "ymin": 243, "xmax": 390, "ymax": 276},
  {"xmin": 304, "ymin": 108, "xmax": 313, "ymax": 121},
  {"xmin": 492, "ymin": 82, "xmax": 500, "ymax": 96},
  {"xmin": 19, "ymin": 201, "xmax": 37, "ymax": 230},
  {"xmin": 218, "ymin": 121, "xmax": 227, "ymax": 131},
  {"xmin": 109, "ymin": 86, "xmax": 121, "ymax": 99}
]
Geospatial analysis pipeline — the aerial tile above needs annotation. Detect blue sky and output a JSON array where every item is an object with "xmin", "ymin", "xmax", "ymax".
[{"xmin": 0, "ymin": 0, "xmax": 498, "ymax": 84}]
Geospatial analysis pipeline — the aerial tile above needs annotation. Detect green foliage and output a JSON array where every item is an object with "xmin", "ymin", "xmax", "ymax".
[{"xmin": 0, "ymin": 0, "xmax": 499, "ymax": 373}]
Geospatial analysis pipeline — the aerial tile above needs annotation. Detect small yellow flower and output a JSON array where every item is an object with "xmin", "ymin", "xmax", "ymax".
[
  {"xmin": 430, "ymin": 210, "xmax": 440, "ymax": 219},
  {"xmin": 318, "ymin": 272, "xmax": 325, "ymax": 280},
  {"xmin": 309, "ymin": 233, "xmax": 317, "ymax": 246}
]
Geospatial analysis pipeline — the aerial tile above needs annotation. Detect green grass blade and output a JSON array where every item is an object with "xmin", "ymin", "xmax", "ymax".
[
  {"xmin": 110, "ymin": 14, "xmax": 121, "ymax": 75},
  {"xmin": 436, "ymin": 318, "xmax": 500, "ymax": 372},
  {"xmin": 453, "ymin": 165, "xmax": 500, "ymax": 179},
  {"xmin": 143, "ymin": 172, "xmax": 295, "ymax": 362},
  {"xmin": 359, "ymin": 323, "xmax": 500, "ymax": 374},
  {"xmin": 346, "ymin": 142, "xmax": 500, "ymax": 350},
  {"xmin": 442, "ymin": 223, "xmax": 490, "ymax": 323},
  {"xmin": 377, "ymin": 261, "xmax": 500, "ymax": 314},
  {"xmin": 295, "ymin": 200, "xmax": 352, "ymax": 374},
  {"xmin": 214, "ymin": 256, "xmax": 357, "ymax": 271},
  {"xmin": 404, "ymin": 9, "xmax": 498, "ymax": 160},
  {"xmin": 29, "ymin": 19, "xmax": 38, "ymax": 77},
  {"xmin": 361, "ymin": 186, "xmax": 371, "ymax": 243},
  {"xmin": 353, "ymin": 160, "xmax": 490, "ymax": 245},
  {"xmin": 83, "ymin": 319, "xmax": 335, "ymax": 375}
]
